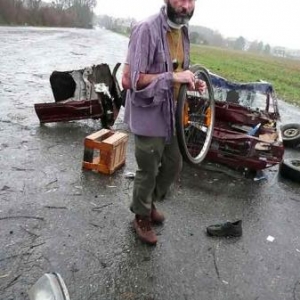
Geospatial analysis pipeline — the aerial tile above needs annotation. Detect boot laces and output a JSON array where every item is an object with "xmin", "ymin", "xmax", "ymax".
[{"xmin": 137, "ymin": 218, "xmax": 152, "ymax": 231}]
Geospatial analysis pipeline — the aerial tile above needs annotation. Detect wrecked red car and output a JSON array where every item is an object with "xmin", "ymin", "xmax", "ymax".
[
  {"xmin": 175, "ymin": 65, "xmax": 284, "ymax": 173},
  {"xmin": 34, "ymin": 63, "xmax": 284, "ymax": 174}
]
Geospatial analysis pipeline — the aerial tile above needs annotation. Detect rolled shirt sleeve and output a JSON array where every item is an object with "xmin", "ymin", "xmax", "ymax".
[{"xmin": 127, "ymin": 22, "xmax": 173, "ymax": 104}]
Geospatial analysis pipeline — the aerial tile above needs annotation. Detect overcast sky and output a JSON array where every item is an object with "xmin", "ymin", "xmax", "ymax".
[{"xmin": 95, "ymin": 0, "xmax": 300, "ymax": 49}]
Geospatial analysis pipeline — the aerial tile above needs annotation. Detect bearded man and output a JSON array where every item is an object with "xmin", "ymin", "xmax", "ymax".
[{"xmin": 122, "ymin": 0, "xmax": 205, "ymax": 245}]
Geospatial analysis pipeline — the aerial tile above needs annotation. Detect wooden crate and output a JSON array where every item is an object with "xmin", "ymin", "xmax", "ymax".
[{"xmin": 82, "ymin": 129, "xmax": 129, "ymax": 175}]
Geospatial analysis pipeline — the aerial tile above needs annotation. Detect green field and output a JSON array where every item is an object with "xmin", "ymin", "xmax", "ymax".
[{"xmin": 190, "ymin": 45, "xmax": 300, "ymax": 106}]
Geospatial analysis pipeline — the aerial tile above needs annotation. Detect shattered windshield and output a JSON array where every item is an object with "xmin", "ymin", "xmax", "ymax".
[
  {"xmin": 210, "ymin": 73, "xmax": 275, "ymax": 112},
  {"xmin": 213, "ymin": 87, "xmax": 271, "ymax": 112}
]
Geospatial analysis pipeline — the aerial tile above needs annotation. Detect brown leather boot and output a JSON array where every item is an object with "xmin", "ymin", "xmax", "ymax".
[
  {"xmin": 133, "ymin": 215, "xmax": 157, "ymax": 245},
  {"xmin": 151, "ymin": 204, "xmax": 165, "ymax": 224}
]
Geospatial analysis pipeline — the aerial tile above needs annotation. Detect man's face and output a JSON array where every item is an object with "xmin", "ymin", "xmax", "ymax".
[{"xmin": 166, "ymin": 0, "xmax": 195, "ymax": 25}]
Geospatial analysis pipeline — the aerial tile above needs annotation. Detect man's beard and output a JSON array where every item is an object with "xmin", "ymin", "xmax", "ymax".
[{"xmin": 166, "ymin": 1, "xmax": 194, "ymax": 25}]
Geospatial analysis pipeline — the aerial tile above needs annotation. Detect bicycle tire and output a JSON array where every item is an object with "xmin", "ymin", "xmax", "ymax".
[{"xmin": 175, "ymin": 65, "xmax": 215, "ymax": 165}]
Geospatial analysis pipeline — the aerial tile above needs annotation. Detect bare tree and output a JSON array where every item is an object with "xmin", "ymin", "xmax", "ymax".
[
  {"xmin": 234, "ymin": 36, "xmax": 246, "ymax": 51},
  {"xmin": 0, "ymin": 0, "xmax": 96, "ymax": 27},
  {"xmin": 25, "ymin": 0, "xmax": 41, "ymax": 10},
  {"xmin": 52, "ymin": 0, "xmax": 73, "ymax": 10},
  {"xmin": 72, "ymin": 0, "xmax": 96, "ymax": 9}
]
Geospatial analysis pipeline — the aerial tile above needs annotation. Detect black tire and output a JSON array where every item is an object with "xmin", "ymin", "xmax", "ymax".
[
  {"xmin": 279, "ymin": 159, "xmax": 300, "ymax": 183},
  {"xmin": 112, "ymin": 62, "xmax": 123, "ymax": 109},
  {"xmin": 280, "ymin": 123, "xmax": 300, "ymax": 147},
  {"xmin": 176, "ymin": 65, "xmax": 215, "ymax": 165}
]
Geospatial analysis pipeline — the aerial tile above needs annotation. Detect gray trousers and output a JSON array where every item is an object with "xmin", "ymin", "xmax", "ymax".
[{"xmin": 130, "ymin": 134, "xmax": 182, "ymax": 217}]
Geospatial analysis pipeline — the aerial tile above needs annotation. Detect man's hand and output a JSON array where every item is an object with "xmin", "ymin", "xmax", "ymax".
[
  {"xmin": 195, "ymin": 78, "xmax": 207, "ymax": 94},
  {"xmin": 173, "ymin": 70, "xmax": 194, "ymax": 87},
  {"xmin": 173, "ymin": 70, "xmax": 207, "ymax": 93}
]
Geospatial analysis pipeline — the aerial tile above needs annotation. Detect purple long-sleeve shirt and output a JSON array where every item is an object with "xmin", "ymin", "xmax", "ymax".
[{"xmin": 124, "ymin": 6, "xmax": 190, "ymax": 141}]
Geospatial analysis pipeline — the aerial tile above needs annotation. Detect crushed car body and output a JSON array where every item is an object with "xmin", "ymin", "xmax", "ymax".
[
  {"xmin": 34, "ymin": 63, "xmax": 123, "ymax": 128},
  {"xmin": 201, "ymin": 72, "xmax": 284, "ymax": 171}
]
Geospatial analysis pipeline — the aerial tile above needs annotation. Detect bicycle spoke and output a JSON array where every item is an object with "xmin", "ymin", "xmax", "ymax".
[{"xmin": 176, "ymin": 65, "xmax": 215, "ymax": 164}]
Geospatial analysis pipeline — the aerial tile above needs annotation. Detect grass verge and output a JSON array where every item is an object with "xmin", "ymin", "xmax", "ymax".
[{"xmin": 190, "ymin": 44, "xmax": 300, "ymax": 106}]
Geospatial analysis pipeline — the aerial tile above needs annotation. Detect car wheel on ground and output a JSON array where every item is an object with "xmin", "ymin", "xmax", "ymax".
[
  {"xmin": 280, "ymin": 123, "xmax": 300, "ymax": 147},
  {"xmin": 279, "ymin": 159, "xmax": 300, "ymax": 183}
]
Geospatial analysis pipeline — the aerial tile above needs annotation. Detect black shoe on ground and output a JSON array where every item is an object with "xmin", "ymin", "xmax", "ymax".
[{"xmin": 206, "ymin": 220, "xmax": 242, "ymax": 237}]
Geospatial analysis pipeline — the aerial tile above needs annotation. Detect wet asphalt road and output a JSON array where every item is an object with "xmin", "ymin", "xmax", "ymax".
[{"xmin": 0, "ymin": 27, "xmax": 300, "ymax": 300}]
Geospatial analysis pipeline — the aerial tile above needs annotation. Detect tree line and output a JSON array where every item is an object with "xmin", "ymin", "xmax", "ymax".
[
  {"xmin": 96, "ymin": 15, "xmax": 273, "ymax": 55},
  {"xmin": 189, "ymin": 27, "xmax": 271, "ymax": 55},
  {"xmin": 0, "ymin": 0, "xmax": 96, "ymax": 28}
]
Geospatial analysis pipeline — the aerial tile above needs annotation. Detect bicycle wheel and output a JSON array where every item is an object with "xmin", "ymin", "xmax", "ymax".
[{"xmin": 175, "ymin": 65, "xmax": 215, "ymax": 165}]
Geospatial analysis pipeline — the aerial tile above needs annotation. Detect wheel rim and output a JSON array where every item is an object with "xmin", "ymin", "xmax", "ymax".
[
  {"xmin": 184, "ymin": 91, "xmax": 214, "ymax": 162},
  {"xmin": 283, "ymin": 128, "xmax": 299, "ymax": 138},
  {"xmin": 176, "ymin": 66, "xmax": 215, "ymax": 164}
]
